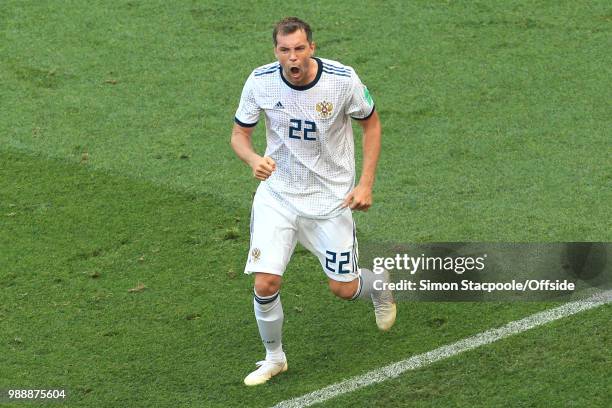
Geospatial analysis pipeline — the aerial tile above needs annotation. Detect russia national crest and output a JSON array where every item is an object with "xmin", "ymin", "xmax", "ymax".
[{"xmin": 315, "ymin": 101, "xmax": 333, "ymax": 118}]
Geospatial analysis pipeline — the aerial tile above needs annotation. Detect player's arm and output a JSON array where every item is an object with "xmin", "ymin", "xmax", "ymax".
[
  {"xmin": 342, "ymin": 110, "xmax": 381, "ymax": 211},
  {"xmin": 230, "ymin": 123, "xmax": 276, "ymax": 181}
]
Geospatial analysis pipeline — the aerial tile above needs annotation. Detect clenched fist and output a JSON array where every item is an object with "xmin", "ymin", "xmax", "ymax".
[
  {"xmin": 251, "ymin": 156, "xmax": 276, "ymax": 181},
  {"xmin": 341, "ymin": 184, "xmax": 373, "ymax": 211}
]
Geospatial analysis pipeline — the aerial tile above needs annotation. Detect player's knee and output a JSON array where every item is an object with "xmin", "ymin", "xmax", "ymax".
[
  {"xmin": 254, "ymin": 273, "xmax": 281, "ymax": 297},
  {"xmin": 329, "ymin": 280, "xmax": 358, "ymax": 300}
]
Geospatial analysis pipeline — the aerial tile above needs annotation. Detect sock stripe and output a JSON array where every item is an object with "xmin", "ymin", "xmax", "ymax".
[{"xmin": 254, "ymin": 290, "xmax": 280, "ymax": 305}]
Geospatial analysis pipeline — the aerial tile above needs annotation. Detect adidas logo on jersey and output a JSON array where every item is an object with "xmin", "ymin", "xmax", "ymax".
[{"xmin": 274, "ymin": 101, "xmax": 284, "ymax": 110}]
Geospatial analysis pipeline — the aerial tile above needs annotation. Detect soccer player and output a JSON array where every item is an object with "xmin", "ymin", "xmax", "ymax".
[{"xmin": 230, "ymin": 17, "xmax": 395, "ymax": 386}]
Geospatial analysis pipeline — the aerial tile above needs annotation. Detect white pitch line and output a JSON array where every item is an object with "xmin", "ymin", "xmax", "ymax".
[{"xmin": 272, "ymin": 290, "xmax": 612, "ymax": 408}]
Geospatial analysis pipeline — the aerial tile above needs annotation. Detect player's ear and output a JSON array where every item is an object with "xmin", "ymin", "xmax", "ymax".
[{"xmin": 310, "ymin": 41, "xmax": 316, "ymax": 54}]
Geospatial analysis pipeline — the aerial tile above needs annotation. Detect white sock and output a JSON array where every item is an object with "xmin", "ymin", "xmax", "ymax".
[
  {"xmin": 254, "ymin": 290, "xmax": 285, "ymax": 363},
  {"xmin": 351, "ymin": 267, "xmax": 378, "ymax": 300}
]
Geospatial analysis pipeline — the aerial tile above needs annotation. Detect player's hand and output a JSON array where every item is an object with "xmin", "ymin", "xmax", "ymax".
[
  {"xmin": 342, "ymin": 184, "xmax": 373, "ymax": 211},
  {"xmin": 251, "ymin": 156, "xmax": 276, "ymax": 181}
]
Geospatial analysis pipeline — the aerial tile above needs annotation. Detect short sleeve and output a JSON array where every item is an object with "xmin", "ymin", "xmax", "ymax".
[
  {"xmin": 234, "ymin": 74, "xmax": 260, "ymax": 127},
  {"xmin": 345, "ymin": 70, "xmax": 375, "ymax": 120}
]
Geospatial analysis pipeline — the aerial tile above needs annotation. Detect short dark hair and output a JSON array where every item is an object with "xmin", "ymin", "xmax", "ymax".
[{"xmin": 272, "ymin": 17, "xmax": 312, "ymax": 46}]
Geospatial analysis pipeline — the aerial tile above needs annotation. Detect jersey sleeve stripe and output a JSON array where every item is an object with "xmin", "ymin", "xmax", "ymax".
[
  {"xmin": 351, "ymin": 105, "xmax": 376, "ymax": 121},
  {"xmin": 234, "ymin": 117, "xmax": 258, "ymax": 127},
  {"xmin": 322, "ymin": 65, "xmax": 349, "ymax": 72},
  {"xmin": 254, "ymin": 68, "xmax": 277, "ymax": 74},
  {"xmin": 322, "ymin": 63, "xmax": 350, "ymax": 73},
  {"xmin": 254, "ymin": 70, "xmax": 278, "ymax": 77},
  {"xmin": 254, "ymin": 64, "xmax": 279, "ymax": 72},
  {"xmin": 322, "ymin": 68, "xmax": 351, "ymax": 77},
  {"xmin": 254, "ymin": 66, "xmax": 280, "ymax": 76},
  {"xmin": 254, "ymin": 63, "xmax": 279, "ymax": 73}
]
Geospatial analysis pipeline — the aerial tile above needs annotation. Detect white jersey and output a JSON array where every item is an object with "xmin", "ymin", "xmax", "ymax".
[{"xmin": 234, "ymin": 57, "xmax": 375, "ymax": 218}]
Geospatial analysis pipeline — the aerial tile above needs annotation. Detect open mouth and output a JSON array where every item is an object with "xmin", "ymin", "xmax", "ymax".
[{"xmin": 290, "ymin": 66, "xmax": 300, "ymax": 76}]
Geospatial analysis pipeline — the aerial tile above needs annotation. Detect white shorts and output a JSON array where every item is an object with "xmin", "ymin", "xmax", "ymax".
[{"xmin": 245, "ymin": 185, "xmax": 359, "ymax": 282}]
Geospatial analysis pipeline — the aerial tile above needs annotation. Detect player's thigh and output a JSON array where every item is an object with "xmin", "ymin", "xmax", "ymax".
[
  {"xmin": 298, "ymin": 209, "xmax": 358, "ymax": 282},
  {"xmin": 244, "ymin": 187, "xmax": 298, "ymax": 278}
]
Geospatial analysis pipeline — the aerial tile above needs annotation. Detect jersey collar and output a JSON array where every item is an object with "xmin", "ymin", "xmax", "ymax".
[{"xmin": 279, "ymin": 57, "xmax": 322, "ymax": 91}]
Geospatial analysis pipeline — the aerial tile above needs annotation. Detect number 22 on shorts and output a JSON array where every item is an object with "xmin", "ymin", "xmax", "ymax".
[{"xmin": 325, "ymin": 250, "xmax": 351, "ymax": 274}]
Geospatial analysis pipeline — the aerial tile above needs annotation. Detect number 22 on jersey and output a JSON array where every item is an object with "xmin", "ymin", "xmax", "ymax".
[{"xmin": 289, "ymin": 119, "xmax": 317, "ymax": 141}]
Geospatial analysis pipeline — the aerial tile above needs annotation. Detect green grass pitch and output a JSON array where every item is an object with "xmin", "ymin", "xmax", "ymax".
[{"xmin": 1, "ymin": 1, "xmax": 610, "ymax": 407}]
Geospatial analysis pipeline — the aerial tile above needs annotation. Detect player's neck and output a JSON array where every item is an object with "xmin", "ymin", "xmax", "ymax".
[{"xmin": 303, "ymin": 57, "xmax": 318, "ymax": 84}]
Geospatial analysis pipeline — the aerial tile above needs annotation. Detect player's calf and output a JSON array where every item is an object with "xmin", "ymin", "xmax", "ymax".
[{"xmin": 328, "ymin": 278, "xmax": 359, "ymax": 299}]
